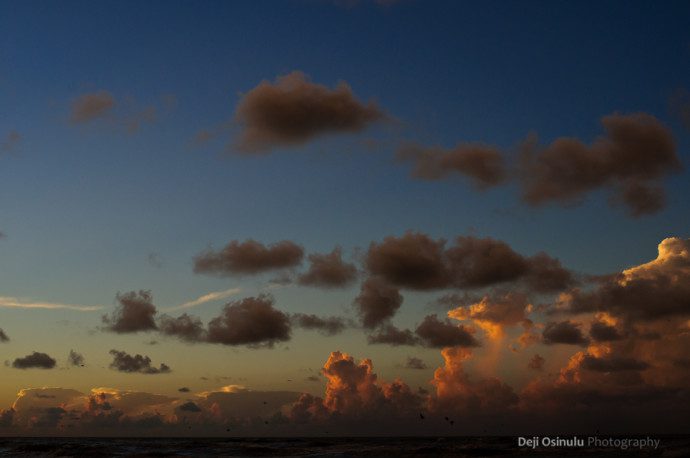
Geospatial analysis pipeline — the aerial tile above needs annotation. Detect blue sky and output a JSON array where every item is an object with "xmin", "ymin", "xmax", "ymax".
[{"xmin": 0, "ymin": 0, "xmax": 689, "ymax": 432}]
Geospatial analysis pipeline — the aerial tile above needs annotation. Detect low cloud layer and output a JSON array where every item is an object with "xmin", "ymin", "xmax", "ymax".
[
  {"xmin": 12, "ymin": 352, "xmax": 57, "ymax": 369},
  {"xmin": 194, "ymin": 240, "xmax": 304, "ymax": 276},
  {"xmin": 234, "ymin": 71, "xmax": 384, "ymax": 152},
  {"xmin": 109, "ymin": 350, "xmax": 171, "ymax": 374}
]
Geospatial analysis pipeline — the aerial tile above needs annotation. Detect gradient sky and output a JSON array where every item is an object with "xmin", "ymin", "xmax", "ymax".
[{"xmin": 1, "ymin": 0, "xmax": 689, "ymax": 436}]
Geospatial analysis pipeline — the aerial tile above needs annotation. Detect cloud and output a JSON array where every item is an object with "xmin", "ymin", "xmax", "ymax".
[
  {"xmin": 431, "ymin": 347, "xmax": 518, "ymax": 413},
  {"xmin": 178, "ymin": 387, "xmax": 190, "ymax": 393},
  {"xmin": 448, "ymin": 292, "xmax": 531, "ymax": 339},
  {"xmin": 0, "ymin": 296, "xmax": 102, "ymax": 311},
  {"xmin": 70, "ymin": 91, "xmax": 116, "ymax": 123},
  {"xmin": 1, "ymin": 130, "xmax": 21, "ymax": 153},
  {"xmin": 108, "ymin": 350, "xmax": 171, "ymax": 374},
  {"xmin": 557, "ymin": 238, "xmax": 690, "ymax": 321},
  {"xmin": 580, "ymin": 355, "xmax": 649, "ymax": 372},
  {"xmin": 68, "ymin": 350, "xmax": 85, "ymax": 366},
  {"xmin": 354, "ymin": 277, "xmax": 403, "ymax": 328},
  {"xmin": 102, "ymin": 290, "xmax": 158, "ymax": 333},
  {"xmin": 589, "ymin": 319, "xmax": 624, "ymax": 342},
  {"xmin": 415, "ymin": 315, "xmax": 479, "ymax": 348},
  {"xmin": 169, "ymin": 287, "xmax": 242, "ymax": 311},
  {"xmin": 194, "ymin": 240, "xmax": 304, "ymax": 276},
  {"xmin": 527, "ymin": 354, "xmax": 545, "ymax": 371},
  {"xmin": 519, "ymin": 113, "xmax": 681, "ymax": 216},
  {"xmin": 317, "ymin": 351, "xmax": 422, "ymax": 418},
  {"xmin": 206, "ymin": 295, "xmax": 291, "ymax": 347},
  {"xmin": 365, "ymin": 232, "xmax": 448, "ymax": 290},
  {"xmin": 0, "ymin": 328, "xmax": 8, "ymax": 342},
  {"xmin": 158, "ymin": 313, "xmax": 206, "ymax": 342},
  {"xmin": 12, "ymin": 352, "xmax": 57, "ymax": 369},
  {"xmin": 446, "ymin": 237, "xmax": 572, "ymax": 291},
  {"xmin": 176, "ymin": 401, "xmax": 202, "ymax": 413},
  {"xmin": 364, "ymin": 232, "xmax": 572, "ymax": 292},
  {"xmin": 403, "ymin": 357, "xmax": 427, "ymax": 370},
  {"xmin": 367, "ymin": 325, "xmax": 418, "ymax": 346},
  {"xmin": 291, "ymin": 314, "xmax": 347, "ymax": 336},
  {"xmin": 233, "ymin": 71, "xmax": 384, "ymax": 153},
  {"xmin": 396, "ymin": 142, "xmax": 506, "ymax": 189},
  {"xmin": 542, "ymin": 320, "xmax": 589, "ymax": 346},
  {"xmin": 297, "ymin": 247, "xmax": 357, "ymax": 288}
]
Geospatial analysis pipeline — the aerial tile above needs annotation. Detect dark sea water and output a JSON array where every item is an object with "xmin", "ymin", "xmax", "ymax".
[{"xmin": 0, "ymin": 436, "xmax": 688, "ymax": 457}]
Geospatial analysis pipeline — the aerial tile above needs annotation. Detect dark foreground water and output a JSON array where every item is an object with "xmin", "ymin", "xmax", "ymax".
[{"xmin": 0, "ymin": 436, "xmax": 688, "ymax": 457}]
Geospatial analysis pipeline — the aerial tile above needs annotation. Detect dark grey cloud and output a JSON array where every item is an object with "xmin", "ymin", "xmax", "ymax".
[
  {"xmin": 108, "ymin": 350, "xmax": 171, "ymax": 374},
  {"xmin": 178, "ymin": 387, "xmax": 191, "ymax": 393},
  {"xmin": 30, "ymin": 407, "xmax": 66, "ymax": 428},
  {"xmin": 396, "ymin": 142, "xmax": 506, "ymax": 189},
  {"xmin": 0, "ymin": 328, "xmax": 8, "ymax": 342},
  {"xmin": 158, "ymin": 313, "xmax": 206, "ymax": 342},
  {"xmin": 206, "ymin": 295, "xmax": 291, "ymax": 347},
  {"xmin": 70, "ymin": 91, "xmax": 115, "ymax": 123},
  {"xmin": 581, "ymin": 356, "xmax": 649, "ymax": 372},
  {"xmin": 68, "ymin": 350, "xmax": 84, "ymax": 367},
  {"xmin": 366, "ymin": 232, "xmax": 448, "ymax": 290},
  {"xmin": 365, "ymin": 232, "xmax": 572, "ymax": 292},
  {"xmin": 12, "ymin": 352, "xmax": 57, "ymax": 369},
  {"xmin": 542, "ymin": 321, "xmax": 589, "ymax": 346},
  {"xmin": 354, "ymin": 277, "xmax": 403, "ymax": 328},
  {"xmin": 415, "ymin": 315, "xmax": 479, "ymax": 348},
  {"xmin": 234, "ymin": 71, "xmax": 384, "ymax": 152},
  {"xmin": 194, "ymin": 239, "xmax": 304, "ymax": 276},
  {"xmin": 445, "ymin": 236, "xmax": 530, "ymax": 288},
  {"xmin": 291, "ymin": 313, "xmax": 347, "ymax": 336},
  {"xmin": 367, "ymin": 325, "xmax": 418, "ymax": 346},
  {"xmin": 403, "ymin": 356, "xmax": 427, "ymax": 370},
  {"xmin": 102, "ymin": 290, "xmax": 158, "ymax": 333},
  {"xmin": 177, "ymin": 401, "xmax": 202, "ymax": 413},
  {"xmin": 589, "ymin": 321, "xmax": 624, "ymax": 342},
  {"xmin": 520, "ymin": 113, "xmax": 681, "ymax": 216},
  {"xmin": 297, "ymin": 247, "xmax": 357, "ymax": 288}
]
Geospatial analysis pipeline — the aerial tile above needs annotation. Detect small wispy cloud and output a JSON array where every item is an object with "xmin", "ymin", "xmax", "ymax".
[
  {"xmin": 167, "ymin": 288, "xmax": 242, "ymax": 311},
  {"xmin": 0, "ymin": 297, "xmax": 102, "ymax": 312}
]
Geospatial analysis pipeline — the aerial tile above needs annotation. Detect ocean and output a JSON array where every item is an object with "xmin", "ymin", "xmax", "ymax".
[{"xmin": 0, "ymin": 436, "xmax": 688, "ymax": 457}]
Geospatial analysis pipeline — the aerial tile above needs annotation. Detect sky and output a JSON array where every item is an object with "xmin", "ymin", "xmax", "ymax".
[{"xmin": 1, "ymin": 0, "xmax": 689, "ymax": 436}]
